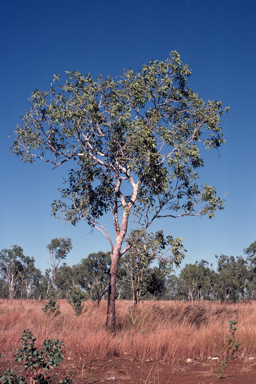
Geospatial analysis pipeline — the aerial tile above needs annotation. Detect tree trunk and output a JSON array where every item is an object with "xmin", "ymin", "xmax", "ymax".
[
  {"xmin": 130, "ymin": 255, "xmax": 137, "ymax": 305},
  {"xmin": 20, "ymin": 278, "xmax": 24, "ymax": 304},
  {"xmin": 243, "ymin": 281, "xmax": 247, "ymax": 299},
  {"xmin": 106, "ymin": 183, "xmax": 137, "ymax": 331},
  {"xmin": 106, "ymin": 254, "xmax": 119, "ymax": 332}
]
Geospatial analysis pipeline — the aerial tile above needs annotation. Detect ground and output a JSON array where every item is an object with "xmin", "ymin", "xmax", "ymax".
[{"xmin": 1, "ymin": 353, "xmax": 256, "ymax": 383}]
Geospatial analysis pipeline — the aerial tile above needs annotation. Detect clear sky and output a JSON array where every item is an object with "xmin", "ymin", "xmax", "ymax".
[{"xmin": 1, "ymin": 0, "xmax": 255, "ymax": 273}]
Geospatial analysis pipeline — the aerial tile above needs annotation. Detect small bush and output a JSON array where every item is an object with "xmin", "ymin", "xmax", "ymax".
[
  {"xmin": 42, "ymin": 285, "xmax": 60, "ymax": 317},
  {"xmin": 0, "ymin": 368, "xmax": 24, "ymax": 384},
  {"xmin": 67, "ymin": 286, "xmax": 86, "ymax": 316},
  {"xmin": 218, "ymin": 320, "xmax": 240, "ymax": 379},
  {"xmin": 0, "ymin": 329, "xmax": 73, "ymax": 384}
]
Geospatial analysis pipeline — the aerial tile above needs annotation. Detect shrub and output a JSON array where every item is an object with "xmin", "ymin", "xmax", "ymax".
[
  {"xmin": 42, "ymin": 285, "xmax": 60, "ymax": 317},
  {"xmin": 67, "ymin": 286, "xmax": 86, "ymax": 316},
  {"xmin": 0, "ymin": 329, "xmax": 73, "ymax": 384}
]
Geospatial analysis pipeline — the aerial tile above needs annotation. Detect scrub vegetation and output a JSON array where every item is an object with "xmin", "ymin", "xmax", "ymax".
[{"xmin": 0, "ymin": 299, "xmax": 254, "ymax": 362}]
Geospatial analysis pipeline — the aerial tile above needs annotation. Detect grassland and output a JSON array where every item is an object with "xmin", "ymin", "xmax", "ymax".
[{"xmin": 1, "ymin": 299, "xmax": 256, "ymax": 363}]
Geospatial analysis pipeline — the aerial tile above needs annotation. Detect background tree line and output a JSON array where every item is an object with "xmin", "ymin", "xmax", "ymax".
[{"xmin": 1, "ymin": 238, "xmax": 256, "ymax": 305}]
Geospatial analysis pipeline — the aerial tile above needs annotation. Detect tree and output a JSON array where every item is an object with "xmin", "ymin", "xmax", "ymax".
[
  {"xmin": 179, "ymin": 263, "xmax": 199, "ymax": 304},
  {"xmin": 46, "ymin": 238, "xmax": 72, "ymax": 288},
  {"xmin": 16, "ymin": 255, "xmax": 37, "ymax": 303},
  {"xmin": 244, "ymin": 240, "xmax": 256, "ymax": 260},
  {"xmin": 244, "ymin": 241, "xmax": 256, "ymax": 299},
  {"xmin": 24, "ymin": 266, "xmax": 42, "ymax": 300},
  {"xmin": 216, "ymin": 254, "xmax": 247, "ymax": 303},
  {"xmin": 33, "ymin": 269, "xmax": 51, "ymax": 300},
  {"xmin": 0, "ymin": 246, "xmax": 31, "ymax": 305},
  {"xmin": 123, "ymin": 230, "xmax": 184, "ymax": 305},
  {"xmin": 74, "ymin": 251, "xmax": 111, "ymax": 305},
  {"xmin": 11, "ymin": 52, "xmax": 228, "ymax": 331},
  {"xmin": 55, "ymin": 262, "xmax": 75, "ymax": 298},
  {"xmin": 146, "ymin": 263, "xmax": 169, "ymax": 299}
]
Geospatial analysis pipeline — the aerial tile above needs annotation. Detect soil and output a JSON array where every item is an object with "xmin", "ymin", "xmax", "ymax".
[{"xmin": 1, "ymin": 353, "xmax": 256, "ymax": 384}]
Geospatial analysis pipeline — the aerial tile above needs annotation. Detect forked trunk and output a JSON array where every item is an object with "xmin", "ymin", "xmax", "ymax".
[
  {"xmin": 106, "ymin": 183, "xmax": 138, "ymax": 332},
  {"xmin": 106, "ymin": 215, "xmax": 133, "ymax": 330}
]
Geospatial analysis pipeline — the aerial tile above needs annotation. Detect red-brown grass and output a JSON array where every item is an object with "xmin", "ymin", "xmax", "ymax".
[{"xmin": 0, "ymin": 299, "xmax": 255, "ymax": 362}]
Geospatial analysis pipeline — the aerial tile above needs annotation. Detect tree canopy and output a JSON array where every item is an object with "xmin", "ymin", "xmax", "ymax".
[{"xmin": 11, "ymin": 52, "xmax": 228, "ymax": 330}]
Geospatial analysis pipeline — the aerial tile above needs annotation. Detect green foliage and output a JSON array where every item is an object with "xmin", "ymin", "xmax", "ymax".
[
  {"xmin": 46, "ymin": 239, "xmax": 72, "ymax": 263},
  {"xmin": 217, "ymin": 320, "xmax": 240, "ymax": 379},
  {"xmin": 46, "ymin": 238, "xmax": 72, "ymax": 288},
  {"xmin": 244, "ymin": 240, "xmax": 256, "ymax": 259},
  {"xmin": 216, "ymin": 255, "xmax": 247, "ymax": 303},
  {"xmin": 0, "ymin": 369, "xmax": 24, "ymax": 384},
  {"xmin": 11, "ymin": 52, "xmax": 227, "ymax": 238},
  {"xmin": 0, "ymin": 246, "xmax": 36, "ymax": 305},
  {"xmin": 126, "ymin": 306, "xmax": 142, "ymax": 330},
  {"xmin": 0, "ymin": 330, "xmax": 73, "ymax": 384},
  {"xmin": 179, "ymin": 260, "xmax": 216, "ymax": 302},
  {"xmin": 146, "ymin": 264, "xmax": 167, "ymax": 298},
  {"xmin": 15, "ymin": 330, "xmax": 65, "ymax": 373},
  {"xmin": 67, "ymin": 286, "xmax": 86, "ymax": 315},
  {"xmin": 73, "ymin": 252, "xmax": 111, "ymax": 305},
  {"xmin": 55, "ymin": 263, "xmax": 74, "ymax": 299},
  {"xmin": 124, "ymin": 230, "xmax": 186, "ymax": 304},
  {"xmin": 42, "ymin": 285, "xmax": 60, "ymax": 317}
]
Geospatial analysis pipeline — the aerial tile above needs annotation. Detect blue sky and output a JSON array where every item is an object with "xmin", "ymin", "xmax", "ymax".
[{"xmin": 1, "ymin": 0, "xmax": 255, "ymax": 273}]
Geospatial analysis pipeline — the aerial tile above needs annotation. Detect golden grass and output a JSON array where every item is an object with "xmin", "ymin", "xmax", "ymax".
[{"xmin": 1, "ymin": 299, "xmax": 256, "ymax": 362}]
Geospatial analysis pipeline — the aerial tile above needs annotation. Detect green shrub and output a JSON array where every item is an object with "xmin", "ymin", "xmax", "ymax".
[
  {"xmin": 218, "ymin": 320, "xmax": 240, "ymax": 379},
  {"xmin": 42, "ymin": 285, "xmax": 60, "ymax": 317},
  {"xmin": 67, "ymin": 286, "xmax": 86, "ymax": 316},
  {"xmin": 0, "ymin": 330, "xmax": 73, "ymax": 384}
]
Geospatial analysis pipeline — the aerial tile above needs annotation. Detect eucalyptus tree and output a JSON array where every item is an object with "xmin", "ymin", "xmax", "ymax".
[
  {"xmin": 25, "ymin": 267, "xmax": 42, "ymax": 300},
  {"xmin": 244, "ymin": 240, "xmax": 256, "ymax": 261},
  {"xmin": 46, "ymin": 238, "xmax": 72, "ymax": 288},
  {"xmin": 146, "ymin": 262, "xmax": 169, "ymax": 299},
  {"xmin": 55, "ymin": 262, "xmax": 74, "ymax": 298},
  {"xmin": 123, "ymin": 230, "xmax": 184, "ymax": 304},
  {"xmin": 216, "ymin": 254, "xmax": 247, "ymax": 303},
  {"xmin": 74, "ymin": 251, "xmax": 111, "ymax": 305},
  {"xmin": 179, "ymin": 263, "xmax": 198, "ymax": 304},
  {"xmin": 0, "ymin": 246, "xmax": 27, "ymax": 304},
  {"xmin": 11, "ymin": 52, "xmax": 228, "ymax": 331},
  {"xmin": 244, "ymin": 241, "xmax": 256, "ymax": 299},
  {"xmin": 16, "ymin": 255, "xmax": 37, "ymax": 303}
]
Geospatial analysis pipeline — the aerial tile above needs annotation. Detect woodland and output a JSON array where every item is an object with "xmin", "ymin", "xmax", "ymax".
[{"xmin": 1, "ymin": 238, "xmax": 256, "ymax": 306}]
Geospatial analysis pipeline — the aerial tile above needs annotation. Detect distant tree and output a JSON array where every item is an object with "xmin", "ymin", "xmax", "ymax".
[
  {"xmin": 55, "ymin": 262, "xmax": 75, "ymax": 298},
  {"xmin": 0, "ymin": 274, "xmax": 8, "ymax": 300},
  {"xmin": 12, "ymin": 52, "xmax": 228, "ymax": 331},
  {"xmin": 25, "ymin": 267, "xmax": 42, "ymax": 300},
  {"xmin": 216, "ymin": 254, "xmax": 247, "ymax": 303},
  {"xmin": 16, "ymin": 256, "xmax": 37, "ymax": 303},
  {"xmin": 164, "ymin": 274, "xmax": 180, "ymax": 300},
  {"xmin": 194, "ymin": 260, "xmax": 216, "ymax": 300},
  {"xmin": 179, "ymin": 263, "xmax": 198, "ymax": 305},
  {"xmin": 46, "ymin": 238, "xmax": 72, "ymax": 288},
  {"xmin": 33, "ymin": 269, "xmax": 51, "ymax": 300},
  {"xmin": 123, "ymin": 230, "xmax": 184, "ymax": 305},
  {"xmin": 244, "ymin": 240, "xmax": 256, "ymax": 299},
  {"xmin": 74, "ymin": 251, "xmax": 111, "ymax": 305},
  {"xmin": 244, "ymin": 240, "xmax": 256, "ymax": 260},
  {"xmin": 146, "ymin": 262, "xmax": 169, "ymax": 299},
  {"xmin": 0, "ymin": 246, "xmax": 29, "ymax": 305}
]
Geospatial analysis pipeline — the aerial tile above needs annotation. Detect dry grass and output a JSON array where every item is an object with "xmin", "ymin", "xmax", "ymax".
[{"xmin": 1, "ymin": 299, "xmax": 255, "ymax": 362}]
